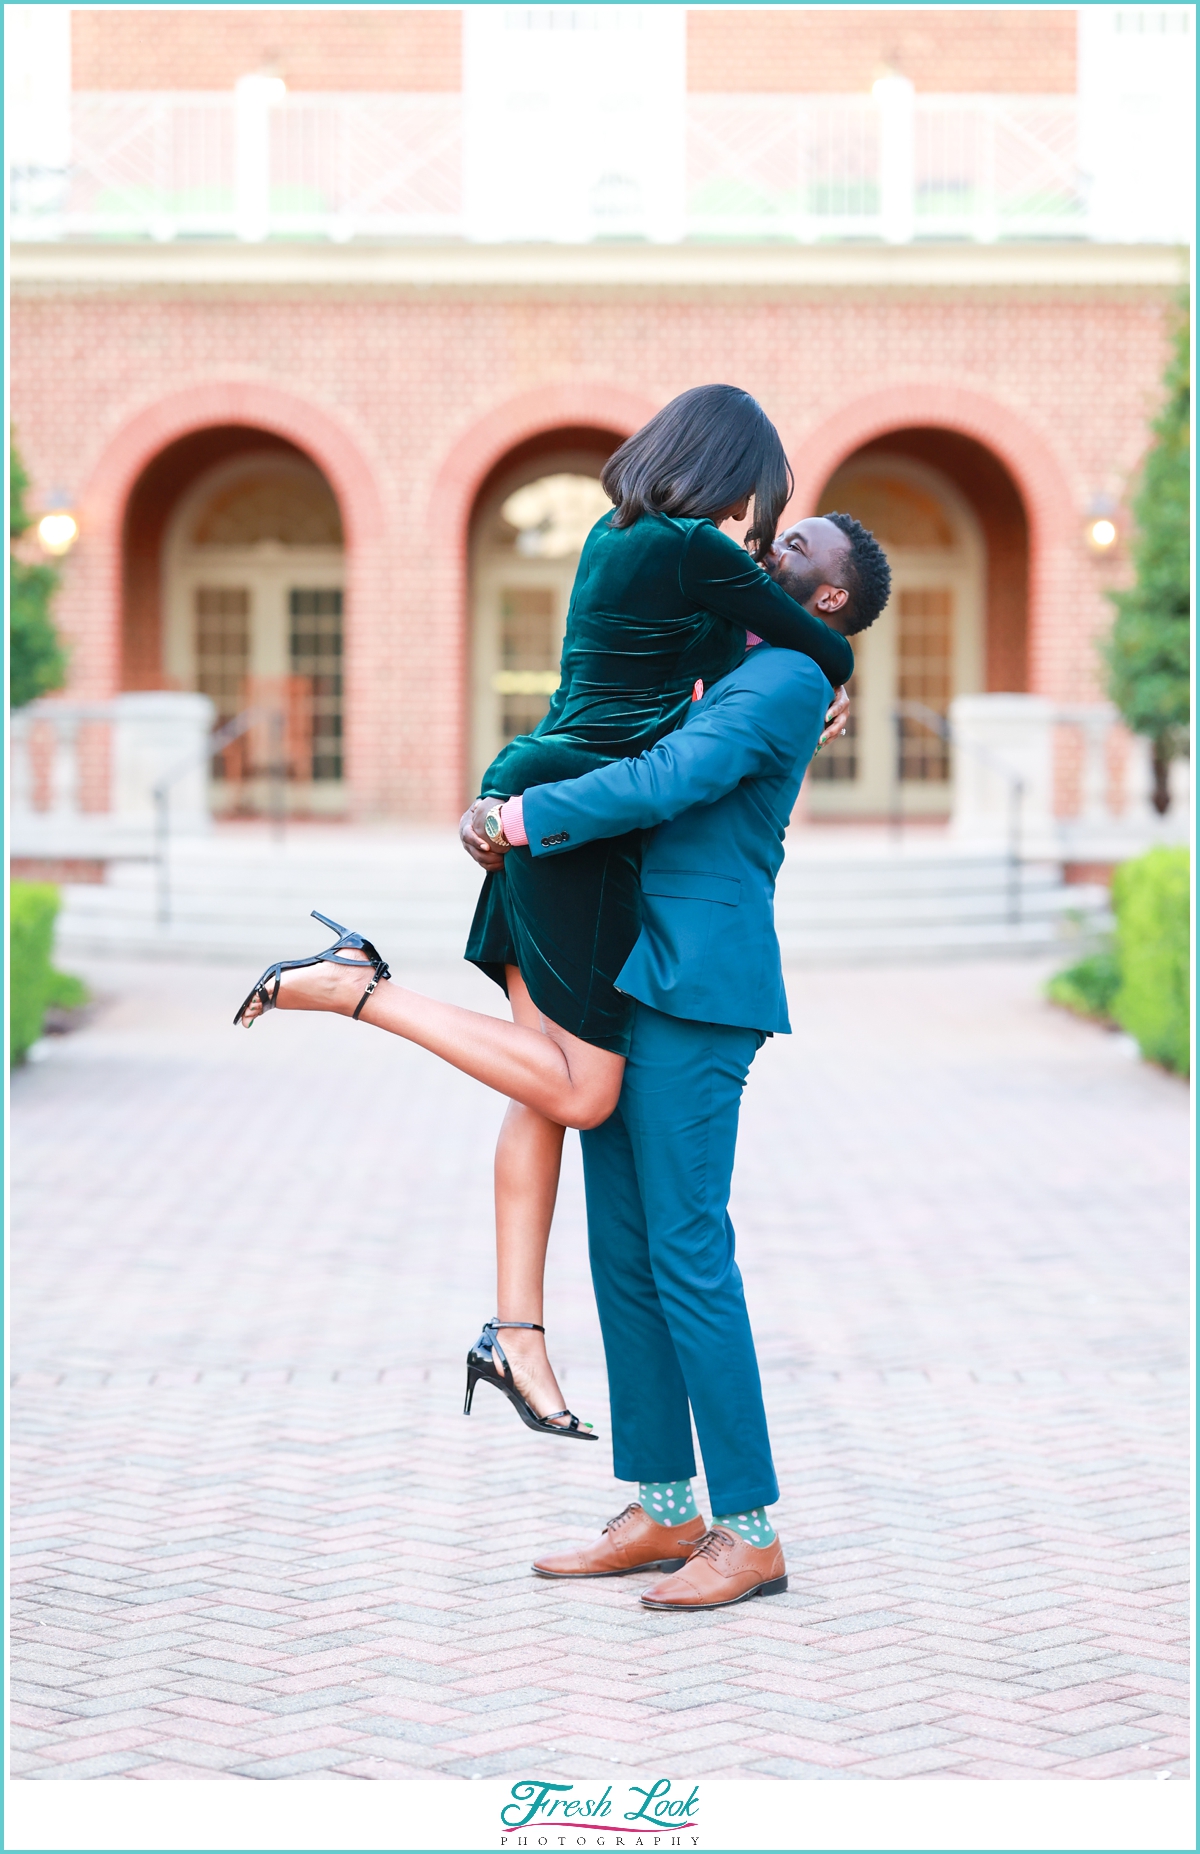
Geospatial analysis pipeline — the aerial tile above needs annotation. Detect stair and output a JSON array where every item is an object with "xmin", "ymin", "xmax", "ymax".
[{"xmin": 51, "ymin": 824, "xmax": 1112, "ymax": 968}]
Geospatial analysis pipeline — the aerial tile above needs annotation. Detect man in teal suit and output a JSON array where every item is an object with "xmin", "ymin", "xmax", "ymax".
[{"xmin": 475, "ymin": 513, "xmax": 890, "ymax": 1610}]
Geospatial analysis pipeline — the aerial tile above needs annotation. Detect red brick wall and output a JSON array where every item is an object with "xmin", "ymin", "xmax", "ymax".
[
  {"xmin": 73, "ymin": 7, "xmax": 1076, "ymax": 96},
  {"xmin": 687, "ymin": 9, "xmax": 1078, "ymax": 93},
  {"xmin": 71, "ymin": 8, "xmax": 461, "ymax": 92},
  {"xmin": 11, "ymin": 280, "xmax": 1169, "ymax": 822}
]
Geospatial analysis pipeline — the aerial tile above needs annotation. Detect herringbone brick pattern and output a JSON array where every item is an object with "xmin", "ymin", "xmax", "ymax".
[{"xmin": 11, "ymin": 955, "xmax": 1189, "ymax": 1781}]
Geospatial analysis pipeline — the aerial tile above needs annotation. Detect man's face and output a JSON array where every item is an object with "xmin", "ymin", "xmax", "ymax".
[{"xmin": 766, "ymin": 517, "xmax": 852, "ymax": 630}]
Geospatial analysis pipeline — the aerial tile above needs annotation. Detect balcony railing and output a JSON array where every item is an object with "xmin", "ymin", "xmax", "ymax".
[{"xmin": 9, "ymin": 87, "xmax": 1105, "ymax": 246}]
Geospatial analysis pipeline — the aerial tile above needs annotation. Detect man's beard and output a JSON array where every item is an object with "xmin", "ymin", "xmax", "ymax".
[{"xmin": 773, "ymin": 560, "xmax": 824, "ymax": 609}]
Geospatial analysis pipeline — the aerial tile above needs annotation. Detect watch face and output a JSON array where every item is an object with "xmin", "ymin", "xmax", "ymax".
[{"xmin": 484, "ymin": 810, "xmax": 501, "ymax": 842}]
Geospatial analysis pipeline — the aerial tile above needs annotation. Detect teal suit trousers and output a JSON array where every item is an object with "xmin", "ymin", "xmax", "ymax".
[{"xmin": 579, "ymin": 1001, "xmax": 778, "ymax": 1516}]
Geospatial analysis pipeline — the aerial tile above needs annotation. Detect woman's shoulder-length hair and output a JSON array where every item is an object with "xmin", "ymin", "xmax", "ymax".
[{"xmin": 600, "ymin": 383, "xmax": 793, "ymax": 561}]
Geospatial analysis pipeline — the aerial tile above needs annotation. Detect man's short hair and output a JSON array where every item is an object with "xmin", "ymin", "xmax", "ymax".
[{"xmin": 824, "ymin": 511, "xmax": 891, "ymax": 635}]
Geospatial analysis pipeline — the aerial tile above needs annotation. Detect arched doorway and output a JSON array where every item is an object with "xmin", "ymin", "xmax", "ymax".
[
  {"xmin": 810, "ymin": 429, "xmax": 1029, "ymax": 822},
  {"xmin": 122, "ymin": 426, "xmax": 347, "ymax": 815},
  {"xmin": 468, "ymin": 429, "xmax": 620, "ymax": 797}
]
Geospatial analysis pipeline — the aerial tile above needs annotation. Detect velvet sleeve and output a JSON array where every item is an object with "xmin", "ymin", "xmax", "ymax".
[{"xmin": 680, "ymin": 520, "xmax": 855, "ymax": 689}]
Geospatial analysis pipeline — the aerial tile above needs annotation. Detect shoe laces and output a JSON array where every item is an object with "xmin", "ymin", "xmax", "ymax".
[
  {"xmin": 690, "ymin": 1527, "xmax": 736, "ymax": 1563},
  {"xmin": 603, "ymin": 1504, "xmax": 638, "ymax": 1535}
]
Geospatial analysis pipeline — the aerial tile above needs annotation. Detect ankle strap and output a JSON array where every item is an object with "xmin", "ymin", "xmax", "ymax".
[{"xmin": 485, "ymin": 1318, "xmax": 545, "ymax": 1334}]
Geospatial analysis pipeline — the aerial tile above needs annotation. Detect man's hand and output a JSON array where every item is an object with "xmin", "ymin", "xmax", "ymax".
[
  {"xmin": 817, "ymin": 684, "xmax": 850, "ymax": 751},
  {"xmin": 460, "ymin": 799, "xmax": 506, "ymax": 870}
]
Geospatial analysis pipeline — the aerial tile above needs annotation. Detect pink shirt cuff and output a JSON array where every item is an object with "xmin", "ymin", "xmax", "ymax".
[{"xmin": 499, "ymin": 795, "xmax": 528, "ymax": 846}]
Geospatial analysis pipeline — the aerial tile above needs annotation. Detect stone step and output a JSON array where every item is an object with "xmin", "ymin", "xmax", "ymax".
[{"xmin": 50, "ymin": 827, "xmax": 1111, "ymax": 966}]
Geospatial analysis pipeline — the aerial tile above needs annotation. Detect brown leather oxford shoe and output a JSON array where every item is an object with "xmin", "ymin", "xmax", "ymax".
[
  {"xmin": 640, "ymin": 1526, "xmax": 788, "ymax": 1609},
  {"xmin": 532, "ymin": 1502, "xmax": 707, "ymax": 1579}
]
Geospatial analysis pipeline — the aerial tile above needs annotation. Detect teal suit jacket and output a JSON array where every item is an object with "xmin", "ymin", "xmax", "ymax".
[{"xmin": 521, "ymin": 643, "xmax": 832, "ymax": 1035}]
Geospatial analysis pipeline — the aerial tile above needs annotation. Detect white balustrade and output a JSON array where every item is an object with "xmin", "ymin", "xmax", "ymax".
[
  {"xmin": 12, "ymin": 87, "xmax": 1172, "ymax": 245},
  {"xmin": 950, "ymin": 694, "xmax": 1190, "ymax": 860},
  {"xmin": 11, "ymin": 693, "xmax": 215, "ymax": 859}
]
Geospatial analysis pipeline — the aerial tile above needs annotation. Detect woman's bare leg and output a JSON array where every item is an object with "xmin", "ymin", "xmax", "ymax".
[
  {"xmin": 242, "ymin": 957, "xmax": 624, "ymax": 1130},
  {"xmin": 490, "ymin": 969, "xmax": 572, "ymax": 1422}
]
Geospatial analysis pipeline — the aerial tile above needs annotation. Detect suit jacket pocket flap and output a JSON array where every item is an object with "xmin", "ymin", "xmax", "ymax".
[{"xmin": 641, "ymin": 870, "xmax": 741, "ymax": 906}]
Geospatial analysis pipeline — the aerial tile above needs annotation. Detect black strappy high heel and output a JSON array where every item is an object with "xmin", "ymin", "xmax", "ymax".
[
  {"xmin": 233, "ymin": 911, "xmax": 391, "ymax": 1028},
  {"xmin": 464, "ymin": 1320, "xmax": 599, "ymax": 1441}
]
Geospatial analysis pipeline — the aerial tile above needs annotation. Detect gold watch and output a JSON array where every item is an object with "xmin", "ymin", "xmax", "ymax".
[{"xmin": 482, "ymin": 803, "xmax": 511, "ymax": 852}]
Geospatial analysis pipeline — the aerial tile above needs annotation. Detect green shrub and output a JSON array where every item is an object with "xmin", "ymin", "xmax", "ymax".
[
  {"xmin": 1112, "ymin": 847, "xmax": 1191, "ymax": 1077},
  {"xmin": 10, "ymin": 438, "xmax": 67, "ymax": 709},
  {"xmin": 1046, "ymin": 948, "xmax": 1121, "ymax": 1023},
  {"xmin": 10, "ymin": 882, "xmax": 61, "ymax": 1063},
  {"xmin": 45, "ymin": 968, "xmax": 89, "ymax": 1011}
]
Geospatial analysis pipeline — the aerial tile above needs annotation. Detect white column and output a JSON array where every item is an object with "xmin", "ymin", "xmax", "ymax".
[
  {"xmin": 48, "ymin": 714, "xmax": 81, "ymax": 817},
  {"xmin": 950, "ymin": 694, "xmax": 1057, "ymax": 854},
  {"xmin": 235, "ymin": 75, "xmax": 285, "ymax": 243},
  {"xmin": 113, "ymin": 692, "xmax": 216, "ymax": 831},
  {"xmin": 463, "ymin": 7, "xmax": 685, "ymax": 244},
  {"xmin": 874, "ymin": 75, "xmax": 915, "ymax": 244}
]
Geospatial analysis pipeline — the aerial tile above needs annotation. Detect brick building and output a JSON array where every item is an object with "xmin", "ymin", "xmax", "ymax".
[{"xmin": 9, "ymin": 6, "xmax": 1191, "ymax": 841}]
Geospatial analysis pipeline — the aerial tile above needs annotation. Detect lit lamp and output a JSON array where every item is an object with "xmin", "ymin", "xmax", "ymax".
[
  {"xmin": 1085, "ymin": 497, "xmax": 1119, "ymax": 554},
  {"xmin": 37, "ymin": 509, "xmax": 78, "ymax": 555}
]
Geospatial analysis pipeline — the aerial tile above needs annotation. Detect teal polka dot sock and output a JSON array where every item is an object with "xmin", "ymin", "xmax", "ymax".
[
  {"xmin": 638, "ymin": 1480, "xmax": 699, "ymax": 1527},
  {"xmin": 713, "ymin": 1506, "xmax": 777, "ymax": 1546}
]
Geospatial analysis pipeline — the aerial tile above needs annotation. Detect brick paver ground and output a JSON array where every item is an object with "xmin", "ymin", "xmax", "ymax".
[{"xmin": 10, "ymin": 949, "xmax": 1190, "ymax": 1781}]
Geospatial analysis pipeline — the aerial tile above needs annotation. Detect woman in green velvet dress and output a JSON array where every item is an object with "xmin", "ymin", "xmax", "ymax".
[
  {"xmin": 235, "ymin": 385, "xmax": 853, "ymax": 1436},
  {"xmin": 459, "ymin": 385, "xmax": 852, "ymax": 1432}
]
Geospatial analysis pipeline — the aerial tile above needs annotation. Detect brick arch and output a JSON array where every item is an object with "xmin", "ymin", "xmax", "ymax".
[
  {"xmin": 67, "ymin": 379, "xmax": 387, "ymax": 701},
  {"xmin": 426, "ymin": 380, "xmax": 658, "ymax": 545},
  {"xmin": 787, "ymin": 383, "xmax": 1079, "ymax": 697},
  {"xmin": 422, "ymin": 383, "xmax": 658, "ymax": 806}
]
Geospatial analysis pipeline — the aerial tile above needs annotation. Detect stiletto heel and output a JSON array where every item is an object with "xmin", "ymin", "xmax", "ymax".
[
  {"xmin": 233, "ymin": 910, "xmax": 391, "ymax": 1028},
  {"xmin": 464, "ymin": 1320, "xmax": 598, "ymax": 1441}
]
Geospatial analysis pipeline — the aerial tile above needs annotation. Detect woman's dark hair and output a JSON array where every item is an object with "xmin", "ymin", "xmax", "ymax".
[{"xmin": 601, "ymin": 384, "xmax": 793, "ymax": 561}]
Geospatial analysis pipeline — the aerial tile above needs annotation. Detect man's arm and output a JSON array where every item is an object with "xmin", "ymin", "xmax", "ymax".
[{"xmin": 519, "ymin": 665, "xmax": 826, "ymax": 857}]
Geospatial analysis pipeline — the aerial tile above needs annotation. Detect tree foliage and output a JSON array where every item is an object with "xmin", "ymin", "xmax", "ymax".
[
  {"xmin": 1104, "ymin": 305, "xmax": 1190, "ymax": 812},
  {"xmin": 9, "ymin": 438, "xmax": 67, "ymax": 709}
]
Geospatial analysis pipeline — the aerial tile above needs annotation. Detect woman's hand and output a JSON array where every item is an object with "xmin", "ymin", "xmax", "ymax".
[
  {"xmin": 817, "ymin": 684, "xmax": 850, "ymax": 751},
  {"xmin": 460, "ymin": 800, "xmax": 506, "ymax": 871}
]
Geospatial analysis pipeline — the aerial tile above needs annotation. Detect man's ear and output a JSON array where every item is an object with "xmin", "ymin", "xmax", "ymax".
[{"xmin": 810, "ymin": 584, "xmax": 850, "ymax": 616}]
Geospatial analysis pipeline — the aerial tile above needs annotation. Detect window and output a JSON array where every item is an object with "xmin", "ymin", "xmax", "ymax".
[
  {"xmin": 289, "ymin": 588, "xmax": 343, "ymax": 782},
  {"xmin": 195, "ymin": 586, "xmax": 249, "ymax": 779},
  {"xmin": 897, "ymin": 587, "xmax": 953, "ymax": 782},
  {"xmin": 810, "ymin": 670, "xmax": 860, "ymax": 782},
  {"xmin": 495, "ymin": 586, "xmax": 559, "ymax": 744}
]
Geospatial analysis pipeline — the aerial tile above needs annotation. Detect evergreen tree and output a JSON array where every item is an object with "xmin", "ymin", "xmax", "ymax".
[
  {"xmin": 9, "ymin": 438, "xmax": 67, "ymax": 709},
  {"xmin": 1104, "ymin": 305, "xmax": 1190, "ymax": 813}
]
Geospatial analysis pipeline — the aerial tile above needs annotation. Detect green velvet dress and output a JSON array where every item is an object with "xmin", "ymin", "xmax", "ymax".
[{"xmin": 465, "ymin": 511, "xmax": 855, "ymax": 1052}]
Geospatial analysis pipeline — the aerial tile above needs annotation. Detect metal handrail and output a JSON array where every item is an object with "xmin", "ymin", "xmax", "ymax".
[
  {"xmin": 154, "ymin": 704, "xmax": 285, "ymax": 926},
  {"xmin": 891, "ymin": 701, "xmax": 1026, "ymax": 926}
]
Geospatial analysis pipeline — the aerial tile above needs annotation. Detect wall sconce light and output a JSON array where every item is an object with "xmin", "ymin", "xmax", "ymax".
[
  {"xmin": 37, "ymin": 510, "xmax": 78, "ymax": 555},
  {"xmin": 1085, "ymin": 496, "xmax": 1119, "ymax": 553}
]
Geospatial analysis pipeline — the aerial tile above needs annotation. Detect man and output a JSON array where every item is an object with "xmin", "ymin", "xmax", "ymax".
[{"xmin": 469, "ymin": 512, "xmax": 890, "ymax": 1610}]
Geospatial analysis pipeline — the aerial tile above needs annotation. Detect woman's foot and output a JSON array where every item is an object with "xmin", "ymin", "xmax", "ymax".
[
  {"xmin": 238, "ymin": 956, "xmax": 383, "ymax": 1026},
  {"xmin": 494, "ymin": 1324, "xmax": 577, "ymax": 1430}
]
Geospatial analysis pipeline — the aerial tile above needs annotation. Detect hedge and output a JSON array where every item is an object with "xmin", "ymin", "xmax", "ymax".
[
  {"xmin": 1112, "ymin": 846, "xmax": 1191, "ymax": 1077},
  {"xmin": 10, "ymin": 881, "xmax": 61, "ymax": 1064},
  {"xmin": 1048, "ymin": 847, "xmax": 1190, "ymax": 1076}
]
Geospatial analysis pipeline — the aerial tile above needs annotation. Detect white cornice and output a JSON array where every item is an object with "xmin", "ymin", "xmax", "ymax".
[{"xmin": 9, "ymin": 240, "xmax": 1188, "ymax": 292}]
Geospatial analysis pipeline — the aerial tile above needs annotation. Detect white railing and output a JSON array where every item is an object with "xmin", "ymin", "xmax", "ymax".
[
  {"xmin": 950, "ymin": 696, "xmax": 1190, "ymax": 861},
  {"xmin": 11, "ymin": 693, "xmax": 215, "ymax": 858},
  {"xmin": 687, "ymin": 92, "xmax": 1087, "ymax": 244},
  {"xmin": 10, "ymin": 87, "xmax": 1097, "ymax": 245},
  {"xmin": 12, "ymin": 90, "xmax": 463, "ymax": 244}
]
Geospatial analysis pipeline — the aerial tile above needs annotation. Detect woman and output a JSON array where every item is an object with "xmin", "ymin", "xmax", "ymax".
[{"xmin": 236, "ymin": 385, "xmax": 853, "ymax": 1439}]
